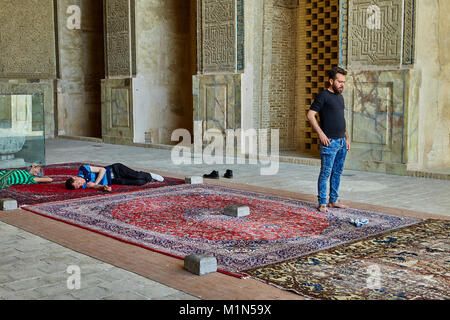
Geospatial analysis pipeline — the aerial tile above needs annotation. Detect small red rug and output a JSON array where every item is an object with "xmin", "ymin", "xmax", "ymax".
[
  {"xmin": 0, "ymin": 163, "xmax": 184, "ymax": 206},
  {"xmin": 22, "ymin": 184, "xmax": 420, "ymax": 278}
]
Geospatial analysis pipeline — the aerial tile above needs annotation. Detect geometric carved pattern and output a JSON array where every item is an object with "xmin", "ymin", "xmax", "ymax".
[
  {"xmin": 236, "ymin": 0, "xmax": 245, "ymax": 71},
  {"xmin": 104, "ymin": 0, "xmax": 136, "ymax": 78},
  {"xmin": 402, "ymin": 0, "xmax": 415, "ymax": 65},
  {"xmin": 339, "ymin": 0, "xmax": 349, "ymax": 67},
  {"xmin": 348, "ymin": 0, "xmax": 403, "ymax": 68},
  {"xmin": 298, "ymin": 0, "xmax": 340, "ymax": 153},
  {"xmin": 199, "ymin": 0, "xmax": 238, "ymax": 73},
  {"xmin": 0, "ymin": 0, "xmax": 57, "ymax": 79}
]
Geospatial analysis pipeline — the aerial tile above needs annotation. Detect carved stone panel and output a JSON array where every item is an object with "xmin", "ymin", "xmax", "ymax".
[
  {"xmin": 402, "ymin": 0, "xmax": 416, "ymax": 65},
  {"xmin": 101, "ymin": 79, "xmax": 134, "ymax": 145},
  {"xmin": 193, "ymin": 74, "xmax": 241, "ymax": 145},
  {"xmin": 198, "ymin": 0, "xmax": 244, "ymax": 73},
  {"xmin": 0, "ymin": 0, "xmax": 57, "ymax": 79},
  {"xmin": 104, "ymin": 0, "xmax": 136, "ymax": 78},
  {"xmin": 348, "ymin": 0, "xmax": 404, "ymax": 68}
]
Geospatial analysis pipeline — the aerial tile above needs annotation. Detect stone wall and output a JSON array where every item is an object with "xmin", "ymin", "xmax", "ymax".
[
  {"xmin": 270, "ymin": 3, "xmax": 298, "ymax": 150},
  {"xmin": 132, "ymin": 0, "xmax": 195, "ymax": 145},
  {"xmin": 415, "ymin": 0, "xmax": 450, "ymax": 169},
  {"xmin": 56, "ymin": 0, "xmax": 104, "ymax": 138}
]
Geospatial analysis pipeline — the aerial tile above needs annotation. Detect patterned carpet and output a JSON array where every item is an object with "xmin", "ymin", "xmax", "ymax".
[
  {"xmin": 245, "ymin": 220, "xmax": 449, "ymax": 300},
  {"xmin": 22, "ymin": 184, "xmax": 420, "ymax": 277},
  {"xmin": 0, "ymin": 163, "xmax": 184, "ymax": 206}
]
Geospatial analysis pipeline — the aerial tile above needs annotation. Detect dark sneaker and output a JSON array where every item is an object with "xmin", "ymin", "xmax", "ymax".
[
  {"xmin": 203, "ymin": 170, "xmax": 219, "ymax": 179},
  {"xmin": 224, "ymin": 169, "xmax": 233, "ymax": 179}
]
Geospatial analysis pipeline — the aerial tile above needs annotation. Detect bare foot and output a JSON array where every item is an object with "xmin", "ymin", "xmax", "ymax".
[
  {"xmin": 318, "ymin": 205, "xmax": 329, "ymax": 213},
  {"xmin": 328, "ymin": 202, "xmax": 349, "ymax": 209}
]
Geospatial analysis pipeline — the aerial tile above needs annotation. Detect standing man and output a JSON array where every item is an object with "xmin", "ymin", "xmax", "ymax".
[{"xmin": 307, "ymin": 67, "xmax": 350, "ymax": 213}]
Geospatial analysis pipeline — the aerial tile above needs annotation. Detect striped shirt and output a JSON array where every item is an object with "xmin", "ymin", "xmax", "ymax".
[{"xmin": 0, "ymin": 169, "xmax": 37, "ymax": 188}]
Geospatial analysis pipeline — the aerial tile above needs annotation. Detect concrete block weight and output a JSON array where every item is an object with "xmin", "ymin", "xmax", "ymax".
[
  {"xmin": 184, "ymin": 254, "xmax": 217, "ymax": 276},
  {"xmin": 224, "ymin": 205, "xmax": 250, "ymax": 218},
  {"xmin": 0, "ymin": 198, "xmax": 18, "ymax": 211},
  {"xmin": 185, "ymin": 176, "xmax": 203, "ymax": 184}
]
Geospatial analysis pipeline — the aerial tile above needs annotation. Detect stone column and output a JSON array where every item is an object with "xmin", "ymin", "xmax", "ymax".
[
  {"xmin": 193, "ymin": 0, "xmax": 245, "ymax": 147},
  {"xmin": 340, "ymin": 0, "xmax": 420, "ymax": 175}
]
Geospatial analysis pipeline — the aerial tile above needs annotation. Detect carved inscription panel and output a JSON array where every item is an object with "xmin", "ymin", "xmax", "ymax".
[
  {"xmin": 0, "ymin": 0, "xmax": 57, "ymax": 78},
  {"xmin": 348, "ymin": 0, "xmax": 403, "ymax": 68},
  {"xmin": 104, "ymin": 0, "xmax": 135, "ymax": 78},
  {"xmin": 201, "ymin": 0, "xmax": 236, "ymax": 73}
]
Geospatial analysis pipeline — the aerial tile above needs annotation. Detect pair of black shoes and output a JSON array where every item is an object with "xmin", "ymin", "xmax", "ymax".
[{"xmin": 203, "ymin": 170, "xmax": 233, "ymax": 179}]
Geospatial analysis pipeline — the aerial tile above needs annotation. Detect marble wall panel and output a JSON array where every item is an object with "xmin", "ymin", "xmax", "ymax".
[
  {"xmin": 193, "ymin": 74, "xmax": 241, "ymax": 144},
  {"xmin": 343, "ymin": 69, "xmax": 419, "ymax": 174},
  {"xmin": 101, "ymin": 79, "xmax": 133, "ymax": 145}
]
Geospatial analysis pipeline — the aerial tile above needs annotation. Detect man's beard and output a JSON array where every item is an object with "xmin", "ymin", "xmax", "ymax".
[{"xmin": 332, "ymin": 84, "xmax": 344, "ymax": 94}]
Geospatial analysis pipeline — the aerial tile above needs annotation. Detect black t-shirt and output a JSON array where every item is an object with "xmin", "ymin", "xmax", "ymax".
[{"xmin": 310, "ymin": 90, "xmax": 346, "ymax": 139}]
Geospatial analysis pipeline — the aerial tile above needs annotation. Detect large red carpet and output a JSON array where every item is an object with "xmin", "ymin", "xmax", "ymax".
[
  {"xmin": 22, "ymin": 184, "xmax": 420, "ymax": 278},
  {"xmin": 0, "ymin": 163, "xmax": 184, "ymax": 206}
]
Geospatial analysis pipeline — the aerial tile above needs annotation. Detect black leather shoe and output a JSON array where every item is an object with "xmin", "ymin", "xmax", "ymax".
[
  {"xmin": 224, "ymin": 169, "xmax": 233, "ymax": 179},
  {"xmin": 203, "ymin": 170, "xmax": 219, "ymax": 179}
]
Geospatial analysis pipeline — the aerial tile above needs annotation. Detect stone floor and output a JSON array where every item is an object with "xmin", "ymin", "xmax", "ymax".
[{"xmin": 1, "ymin": 138, "xmax": 449, "ymax": 300}]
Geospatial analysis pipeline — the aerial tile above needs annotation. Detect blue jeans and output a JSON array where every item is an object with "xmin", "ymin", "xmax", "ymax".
[{"xmin": 318, "ymin": 138, "xmax": 347, "ymax": 206}]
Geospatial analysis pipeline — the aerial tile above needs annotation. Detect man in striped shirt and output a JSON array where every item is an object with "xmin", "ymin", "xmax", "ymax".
[{"xmin": 0, "ymin": 165, "xmax": 53, "ymax": 189}]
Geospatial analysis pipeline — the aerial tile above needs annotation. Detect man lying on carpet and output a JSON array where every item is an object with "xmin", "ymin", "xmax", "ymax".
[
  {"xmin": 0, "ymin": 165, "xmax": 53, "ymax": 189},
  {"xmin": 65, "ymin": 163, "xmax": 164, "ymax": 192}
]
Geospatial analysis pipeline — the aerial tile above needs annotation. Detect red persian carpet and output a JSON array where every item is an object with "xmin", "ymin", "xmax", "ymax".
[
  {"xmin": 22, "ymin": 184, "xmax": 420, "ymax": 278},
  {"xmin": 0, "ymin": 163, "xmax": 184, "ymax": 206}
]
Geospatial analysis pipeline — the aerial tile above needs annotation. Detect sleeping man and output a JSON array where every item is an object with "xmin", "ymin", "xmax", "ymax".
[
  {"xmin": 0, "ymin": 165, "xmax": 53, "ymax": 189},
  {"xmin": 65, "ymin": 163, "xmax": 164, "ymax": 192}
]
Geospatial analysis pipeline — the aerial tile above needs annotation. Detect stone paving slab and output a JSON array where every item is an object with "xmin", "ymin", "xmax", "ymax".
[{"xmin": 0, "ymin": 222, "xmax": 199, "ymax": 301}]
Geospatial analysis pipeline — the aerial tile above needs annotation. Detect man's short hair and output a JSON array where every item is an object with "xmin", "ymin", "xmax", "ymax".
[
  {"xmin": 27, "ymin": 165, "xmax": 44, "ymax": 177},
  {"xmin": 328, "ymin": 66, "xmax": 347, "ymax": 80},
  {"xmin": 65, "ymin": 178, "xmax": 76, "ymax": 190}
]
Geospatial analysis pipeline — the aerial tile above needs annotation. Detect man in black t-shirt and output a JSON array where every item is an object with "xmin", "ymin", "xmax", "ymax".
[{"xmin": 307, "ymin": 67, "xmax": 351, "ymax": 213}]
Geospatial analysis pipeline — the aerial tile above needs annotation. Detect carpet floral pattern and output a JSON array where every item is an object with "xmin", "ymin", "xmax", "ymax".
[
  {"xmin": 245, "ymin": 220, "xmax": 449, "ymax": 300},
  {"xmin": 23, "ymin": 184, "xmax": 420, "ymax": 277}
]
